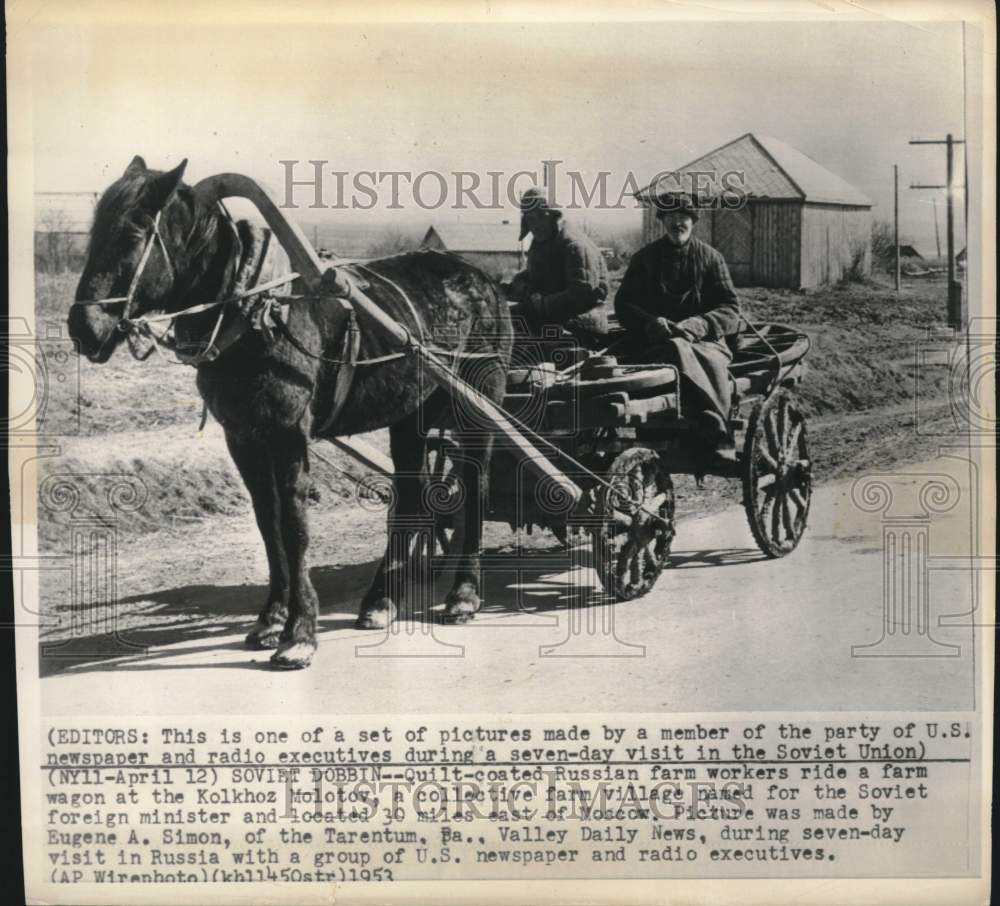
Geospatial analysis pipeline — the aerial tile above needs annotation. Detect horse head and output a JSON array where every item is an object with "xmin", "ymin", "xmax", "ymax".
[{"xmin": 69, "ymin": 156, "xmax": 194, "ymax": 362}]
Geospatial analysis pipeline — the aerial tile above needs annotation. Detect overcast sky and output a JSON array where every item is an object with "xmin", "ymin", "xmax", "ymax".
[{"xmin": 28, "ymin": 17, "xmax": 973, "ymax": 251}]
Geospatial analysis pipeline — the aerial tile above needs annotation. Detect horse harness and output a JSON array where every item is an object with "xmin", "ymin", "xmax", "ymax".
[{"xmin": 71, "ymin": 204, "xmax": 498, "ymax": 433}]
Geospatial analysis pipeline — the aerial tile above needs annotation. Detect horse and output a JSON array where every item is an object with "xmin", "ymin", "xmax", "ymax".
[{"xmin": 69, "ymin": 156, "xmax": 513, "ymax": 669}]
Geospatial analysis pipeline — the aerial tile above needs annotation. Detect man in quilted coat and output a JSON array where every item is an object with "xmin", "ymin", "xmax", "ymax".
[
  {"xmin": 615, "ymin": 192, "xmax": 741, "ymax": 460},
  {"xmin": 505, "ymin": 187, "xmax": 610, "ymax": 341}
]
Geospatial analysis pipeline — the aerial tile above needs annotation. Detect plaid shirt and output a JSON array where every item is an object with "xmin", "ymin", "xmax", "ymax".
[{"xmin": 614, "ymin": 236, "xmax": 740, "ymax": 342}]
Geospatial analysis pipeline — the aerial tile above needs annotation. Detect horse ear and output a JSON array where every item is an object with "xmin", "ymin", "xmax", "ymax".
[
  {"xmin": 141, "ymin": 159, "xmax": 188, "ymax": 213},
  {"xmin": 124, "ymin": 155, "xmax": 147, "ymax": 177}
]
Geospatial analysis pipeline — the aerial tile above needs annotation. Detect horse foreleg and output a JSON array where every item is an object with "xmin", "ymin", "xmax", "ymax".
[
  {"xmin": 443, "ymin": 434, "xmax": 493, "ymax": 624},
  {"xmin": 357, "ymin": 412, "xmax": 428, "ymax": 630},
  {"xmin": 225, "ymin": 431, "xmax": 289, "ymax": 650},
  {"xmin": 268, "ymin": 431, "xmax": 320, "ymax": 669}
]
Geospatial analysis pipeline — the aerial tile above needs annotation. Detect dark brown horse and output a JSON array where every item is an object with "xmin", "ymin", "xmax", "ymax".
[{"xmin": 69, "ymin": 157, "xmax": 512, "ymax": 668}]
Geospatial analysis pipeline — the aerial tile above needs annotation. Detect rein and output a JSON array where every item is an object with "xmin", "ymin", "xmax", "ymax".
[
  {"xmin": 70, "ymin": 203, "xmax": 297, "ymax": 364},
  {"xmin": 72, "ymin": 203, "xmax": 501, "ymax": 373},
  {"xmin": 72, "ymin": 210, "xmax": 179, "ymax": 361},
  {"xmin": 73, "ymin": 210, "xmax": 174, "ymax": 319}
]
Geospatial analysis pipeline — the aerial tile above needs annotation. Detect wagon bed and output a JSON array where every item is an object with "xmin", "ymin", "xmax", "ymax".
[{"xmin": 427, "ymin": 318, "xmax": 813, "ymax": 599}]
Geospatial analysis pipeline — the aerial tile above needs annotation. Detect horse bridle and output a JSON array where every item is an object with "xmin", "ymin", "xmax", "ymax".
[
  {"xmin": 72, "ymin": 209, "xmax": 176, "ymax": 356},
  {"xmin": 68, "ymin": 204, "xmax": 439, "ymax": 372},
  {"xmin": 73, "ymin": 209, "xmax": 177, "ymax": 361}
]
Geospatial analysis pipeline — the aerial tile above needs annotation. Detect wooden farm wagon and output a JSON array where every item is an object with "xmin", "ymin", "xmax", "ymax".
[{"xmin": 193, "ymin": 173, "xmax": 813, "ymax": 603}]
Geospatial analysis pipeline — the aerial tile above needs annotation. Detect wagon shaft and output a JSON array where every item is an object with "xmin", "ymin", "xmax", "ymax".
[{"xmin": 193, "ymin": 171, "xmax": 583, "ymax": 507}]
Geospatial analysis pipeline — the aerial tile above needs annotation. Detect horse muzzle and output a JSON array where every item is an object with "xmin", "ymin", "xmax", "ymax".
[{"xmin": 67, "ymin": 304, "xmax": 123, "ymax": 363}]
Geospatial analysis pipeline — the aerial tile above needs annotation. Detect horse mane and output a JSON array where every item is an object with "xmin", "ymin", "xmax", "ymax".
[
  {"xmin": 175, "ymin": 185, "xmax": 222, "ymax": 261},
  {"xmin": 91, "ymin": 169, "xmax": 234, "ymax": 310},
  {"xmin": 90, "ymin": 171, "xmax": 147, "ymax": 242},
  {"xmin": 91, "ymin": 171, "xmax": 221, "ymax": 258}
]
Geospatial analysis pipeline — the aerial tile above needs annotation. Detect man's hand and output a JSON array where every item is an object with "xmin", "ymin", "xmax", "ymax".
[
  {"xmin": 504, "ymin": 272, "xmax": 529, "ymax": 303},
  {"xmin": 652, "ymin": 317, "xmax": 697, "ymax": 343},
  {"xmin": 510, "ymin": 294, "xmax": 545, "ymax": 328},
  {"xmin": 652, "ymin": 317, "xmax": 680, "ymax": 341},
  {"xmin": 524, "ymin": 292, "xmax": 545, "ymax": 319}
]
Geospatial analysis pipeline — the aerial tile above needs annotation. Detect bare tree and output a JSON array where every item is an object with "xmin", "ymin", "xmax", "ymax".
[
  {"xmin": 870, "ymin": 219, "xmax": 896, "ymax": 273},
  {"xmin": 37, "ymin": 205, "xmax": 76, "ymax": 273},
  {"xmin": 366, "ymin": 225, "xmax": 418, "ymax": 257}
]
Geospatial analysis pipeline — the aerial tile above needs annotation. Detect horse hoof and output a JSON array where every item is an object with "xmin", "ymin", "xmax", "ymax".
[
  {"xmin": 355, "ymin": 600, "xmax": 397, "ymax": 630},
  {"xmin": 245, "ymin": 624, "xmax": 283, "ymax": 650},
  {"xmin": 269, "ymin": 640, "xmax": 316, "ymax": 670}
]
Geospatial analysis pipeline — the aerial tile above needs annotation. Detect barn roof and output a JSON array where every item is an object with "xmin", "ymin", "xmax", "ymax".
[
  {"xmin": 424, "ymin": 223, "xmax": 520, "ymax": 253},
  {"xmin": 637, "ymin": 133, "xmax": 872, "ymax": 207}
]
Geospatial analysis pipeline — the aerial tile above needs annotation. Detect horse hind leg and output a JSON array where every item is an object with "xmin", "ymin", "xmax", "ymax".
[
  {"xmin": 356, "ymin": 410, "xmax": 430, "ymax": 630},
  {"xmin": 443, "ymin": 432, "xmax": 492, "ymax": 624},
  {"xmin": 224, "ymin": 432, "xmax": 289, "ymax": 650}
]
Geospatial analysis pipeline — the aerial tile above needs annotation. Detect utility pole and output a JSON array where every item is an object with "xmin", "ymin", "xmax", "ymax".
[
  {"xmin": 910, "ymin": 134, "xmax": 966, "ymax": 330},
  {"xmin": 962, "ymin": 22, "xmax": 969, "ymax": 233},
  {"xmin": 933, "ymin": 198, "xmax": 941, "ymax": 259},
  {"xmin": 893, "ymin": 165, "xmax": 900, "ymax": 291}
]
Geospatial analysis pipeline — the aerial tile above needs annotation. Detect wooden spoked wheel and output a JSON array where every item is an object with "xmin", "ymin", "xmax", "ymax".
[
  {"xmin": 592, "ymin": 448, "xmax": 675, "ymax": 601},
  {"xmin": 742, "ymin": 389, "xmax": 812, "ymax": 557}
]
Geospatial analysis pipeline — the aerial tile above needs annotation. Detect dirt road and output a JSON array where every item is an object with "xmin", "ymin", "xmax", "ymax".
[
  {"xmin": 33, "ymin": 272, "xmax": 976, "ymax": 715},
  {"xmin": 39, "ymin": 453, "xmax": 979, "ymax": 717}
]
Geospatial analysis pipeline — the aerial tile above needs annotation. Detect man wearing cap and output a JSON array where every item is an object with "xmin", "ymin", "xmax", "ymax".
[
  {"xmin": 615, "ymin": 192, "xmax": 741, "ymax": 459},
  {"xmin": 504, "ymin": 187, "xmax": 609, "ymax": 341}
]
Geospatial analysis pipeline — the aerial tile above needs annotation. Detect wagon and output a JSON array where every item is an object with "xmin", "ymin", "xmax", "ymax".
[
  {"xmin": 421, "ymin": 318, "xmax": 813, "ymax": 600},
  {"xmin": 190, "ymin": 173, "xmax": 812, "ymax": 606}
]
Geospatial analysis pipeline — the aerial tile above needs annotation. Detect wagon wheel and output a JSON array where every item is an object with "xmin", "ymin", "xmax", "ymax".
[
  {"xmin": 592, "ymin": 448, "xmax": 675, "ymax": 601},
  {"xmin": 422, "ymin": 434, "xmax": 461, "ymax": 557},
  {"xmin": 742, "ymin": 389, "xmax": 812, "ymax": 557}
]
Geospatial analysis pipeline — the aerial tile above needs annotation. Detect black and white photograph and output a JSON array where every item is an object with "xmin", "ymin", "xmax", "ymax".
[{"xmin": 8, "ymin": 1, "xmax": 994, "ymax": 903}]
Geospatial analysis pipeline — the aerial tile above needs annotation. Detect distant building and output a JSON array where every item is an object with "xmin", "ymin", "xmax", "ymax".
[
  {"xmin": 956, "ymin": 248, "xmax": 967, "ymax": 269},
  {"xmin": 421, "ymin": 223, "xmax": 523, "ymax": 280},
  {"xmin": 635, "ymin": 133, "xmax": 873, "ymax": 288},
  {"xmin": 899, "ymin": 244, "xmax": 924, "ymax": 260},
  {"xmin": 598, "ymin": 246, "xmax": 626, "ymax": 271}
]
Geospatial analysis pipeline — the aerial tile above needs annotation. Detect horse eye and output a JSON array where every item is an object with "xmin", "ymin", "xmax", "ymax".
[{"xmin": 124, "ymin": 217, "xmax": 150, "ymax": 241}]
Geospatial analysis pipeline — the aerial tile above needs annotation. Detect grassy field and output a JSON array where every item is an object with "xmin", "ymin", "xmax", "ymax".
[{"xmin": 34, "ymin": 268, "xmax": 959, "ymax": 563}]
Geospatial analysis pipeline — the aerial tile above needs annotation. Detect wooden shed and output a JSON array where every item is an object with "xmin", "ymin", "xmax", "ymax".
[
  {"xmin": 636, "ymin": 133, "xmax": 873, "ymax": 288},
  {"xmin": 422, "ymin": 223, "xmax": 523, "ymax": 280}
]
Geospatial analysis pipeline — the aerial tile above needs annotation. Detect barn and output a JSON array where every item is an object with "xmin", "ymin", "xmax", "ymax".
[
  {"xmin": 422, "ymin": 223, "xmax": 523, "ymax": 280},
  {"xmin": 636, "ymin": 133, "xmax": 873, "ymax": 288}
]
